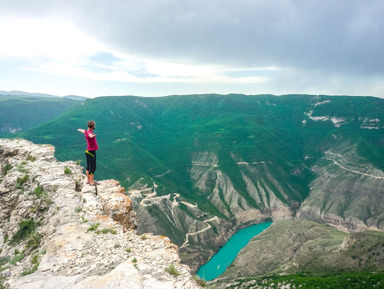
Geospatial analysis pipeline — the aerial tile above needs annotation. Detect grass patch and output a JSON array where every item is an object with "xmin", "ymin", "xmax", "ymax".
[
  {"xmin": 26, "ymin": 155, "xmax": 36, "ymax": 162},
  {"xmin": 0, "ymin": 275, "xmax": 8, "ymax": 289},
  {"xmin": 15, "ymin": 174, "xmax": 29, "ymax": 189},
  {"xmin": 25, "ymin": 233, "xmax": 43, "ymax": 251},
  {"xmin": 0, "ymin": 256, "xmax": 10, "ymax": 266},
  {"xmin": 16, "ymin": 163, "xmax": 28, "ymax": 173},
  {"xmin": 193, "ymin": 275, "xmax": 207, "ymax": 287},
  {"xmin": 140, "ymin": 234, "xmax": 148, "ymax": 240},
  {"xmin": 165, "ymin": 263, "xmax": 180, "ymax": 277},
  {"xmin": 9, "ymin": 253, "xmax": 25, "ymax": 265},
  {"xmin": 74, "ymin": 206, "xmax": 82, "ymax": 213},
  {"xmin": 224, "ymin": 272, "xmax": 384, "ymax": 289},
  {"xmin": 32, "ymin": 186, "xmax": 47, "ymax": 199},
  {"xmin": 10, "ymin": 219, "xmax": 38, "ymax": 244},
  {"xmin": 21, "ymin": 265, "xmax": 38, "ymax": 276},
  {"xmin": 2, "ymin": 163, "xmax": 12, "ymax": 176},
  {"xmin": 64, "ymin": 167, "xmax": 72, "ymax": 175},
  {"xmin": 132, "ymin": 257, "xmax": 138, "ymax": 269},
  {"xmin": 95, "ymin": 228, "xmax": 117, "ymax": 235},
  {"xmin": 87, "ymin": 223, "xmax": 100, "ymax": 232},
  {"xmin": 30, "ymin": 254, "xmax": 40, "ymax": 266}
]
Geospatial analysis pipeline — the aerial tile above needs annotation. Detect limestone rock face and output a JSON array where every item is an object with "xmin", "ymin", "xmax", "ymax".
[
  {"xmin": 97, "ymin": 180, "xmax": 137, "ymax": 231},
  {"xmin": 0, "ymin": 139, "xmax": 200, "ymax": 289},
  {"xmin": 297, "ymin": 146, "xmax": 384, "ymax": 232}
]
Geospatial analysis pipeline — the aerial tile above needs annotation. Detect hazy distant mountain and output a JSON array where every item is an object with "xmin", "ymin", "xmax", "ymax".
[
  {"xmin": 0, "ymin": 97, "xmax": 82, "ymax": 137},
  {"xmin": 0, "ymin": 90, "xmax": 87, "ymax": 101},
  {"xmin": 63, "ymin": 95, "xmax": 88, "ymax": 101},
  {"xmin": 0, "ymin": 90, "xmax": 59, "ymax": 98},
  {"xmin": 18, "ymin": 94, "xmax": 384, "ymax": 271}
]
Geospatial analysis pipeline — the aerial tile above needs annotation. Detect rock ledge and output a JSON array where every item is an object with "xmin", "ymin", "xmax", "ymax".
[{"xmin": 0, "ymin": 139, "xmax": 200, "ymax": 289}]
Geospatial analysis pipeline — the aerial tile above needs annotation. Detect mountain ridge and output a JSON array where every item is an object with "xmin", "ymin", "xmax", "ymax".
[
  {"xmin": 15, "ymin": 93, "xmax": 384, "ymax": 270},
  {"xmin": 0, "ymin": 97, "xmax": 82, "ymax": 138},
  {"xmin": 0, "ymin": 90, "xmax": 87, "ymax": 100}
]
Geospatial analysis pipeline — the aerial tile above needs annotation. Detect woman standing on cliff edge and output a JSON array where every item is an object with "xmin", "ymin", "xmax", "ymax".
[{"xmin": 77, "ymin": 120, "xmax": 99, "ymax": 186}]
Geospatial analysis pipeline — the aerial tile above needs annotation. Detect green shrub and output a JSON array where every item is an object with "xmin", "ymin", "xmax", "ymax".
[
  {"xmin": 15, "ymin": 174, "xmax": 29, "ymax": 189},
  {"xmin": 10, "ymin": 219, "xmax": 38, "ymax": 244},
  {"xmin": 193, "ymin": 275, "xmax": 207, "ymax": 287},
  {"xmin": 26, "ymin": 233, "xmax": 43, "ymax": 250},
  {"xmin": 44, "ymin": 198, "xmax": 54, "ymax": 206},
  {"xmin": 0, "ymin": 256, "xmax": 10, "ymax": 266},
  {"xmin": 26, "ymin": 155, "xmax": 36, "ymax": 162},
  {"xmin": 30, "ymin": 254, "xmax": 39, "ymax": 265},
  {"xmin": 74, "ymin": 206, "xmax": 82, "ymax": 213},
  {"xmin": 33, "ymin": 186, "xmax": 47, "ymax": 199},
  {"xmin": 165, "ymin": 263, "xmax": 179, "ymax": 277},
  {"xmin": 0, "ymin": 275, "xmax": 8, "ymax": 289},
  {"xmin": 87, "ymin": 223, "xmax": 100, "ymax": 232},
  {"xmin": 10, "ymin": 253, "xmax": 24, "ymax": 265},
  {"xmin": 140, "ymin": 234, "xmax": 148, "ymax": 240},
  {"xmin": 21, "ymin": 264, "xmax": 38, "ymax": 276},
  {"xmin": 16, "ymin": 164, "xmax": 28, "ymax": 173},
  {"xmin": 64, "ymin": 167, "xmax": 72, "ymax": 175},
  {"xmin": 2, "ymin": 163, "xmax": 12, "ymax": 176}
]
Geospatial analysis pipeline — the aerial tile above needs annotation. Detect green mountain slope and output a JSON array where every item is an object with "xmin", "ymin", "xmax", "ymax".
[
  {"xmin": 0, "ymin": 97, "xmax": 82, "ymax": 137},
  {"xmin": 19, "ymin": 94, "xmax": 384, "ymax": 270}
]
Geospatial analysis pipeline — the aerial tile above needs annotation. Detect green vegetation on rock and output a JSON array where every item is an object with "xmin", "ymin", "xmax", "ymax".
[
  {"xmin": 165, "ymin": 263, "xmax": 180, "ymax": 277},
  {"xmin": 10, "ymin": 219, "xmax": 39, "ymax": 244},
  {"xmin": 220, "ymin": 272, "xmax": 384, "ymax": 289}
]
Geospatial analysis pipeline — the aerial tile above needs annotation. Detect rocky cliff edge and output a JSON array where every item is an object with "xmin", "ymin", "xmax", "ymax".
[{"xmin": 0, "ymin": 139, "xmax": 200, "ymax": 289}]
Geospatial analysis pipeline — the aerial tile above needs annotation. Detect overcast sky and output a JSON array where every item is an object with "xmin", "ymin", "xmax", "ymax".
[{"xmin": 0, "ymin": 0, "xmax": 383, "ymax": 98}]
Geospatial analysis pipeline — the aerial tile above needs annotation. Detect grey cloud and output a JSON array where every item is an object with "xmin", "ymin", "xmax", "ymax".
[
  {"xmin": 2, "ymin": 0, "xmax": 384, "ymax": 77},
  {"xmin": 72, "ymin": 0, "xmax": 384, "ymax": 77}
]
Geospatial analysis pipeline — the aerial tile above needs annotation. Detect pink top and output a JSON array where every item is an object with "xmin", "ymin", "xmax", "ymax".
[{"xmin": 84, "ymin": 130, "xmax": 99, "ymax": 151}]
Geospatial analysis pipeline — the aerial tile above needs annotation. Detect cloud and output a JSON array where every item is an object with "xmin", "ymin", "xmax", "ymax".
[
  {"xmin": 65, "ymin": 0, "xmax": 384, "ymax": 75},
  {"xmin": 0, "ymin": 16, "xmax": 104, "ymax": 64},
  {"xmin": 0, "ymin": 0, "xmax": 383, "ymax": 97}
]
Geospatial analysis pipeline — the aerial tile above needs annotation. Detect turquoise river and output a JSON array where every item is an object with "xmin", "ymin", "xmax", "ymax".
[{"xmin": 196, "ymin": 221, "xmax": 273, "ymax": 281}]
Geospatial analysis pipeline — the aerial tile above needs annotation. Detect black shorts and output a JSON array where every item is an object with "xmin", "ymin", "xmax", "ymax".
[{"xmin": 85, "ymin": 150, "xmax": 96, "ymax": 174}]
